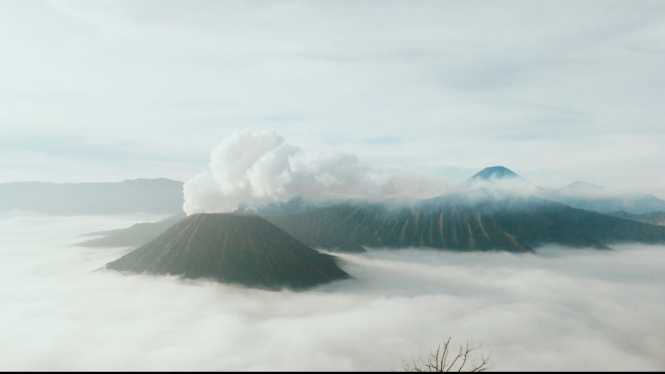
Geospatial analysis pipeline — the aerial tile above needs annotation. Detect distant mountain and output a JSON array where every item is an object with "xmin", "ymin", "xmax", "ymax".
[
  {"xmin": 469, "ymin": 166, "xmax": 526, "ymax": 181},
  {"xmin": 0, "ymin": 179, "xmax": 184, "ymax": 215},
  {"xmin": 541, "ymin": 181, "xmax": 665, "ymax": 214},
  {"xmin": 456, "ymin": 166, "xmax": 534, "ymax": 193},
  {"xmin": 610, "ymin": 211, "xmax": 665, "ymax": 226},
  {"xmin": 78, "ymin": 212, "xmax": 186, "ymax": 248},
  {"xmin": 556, "ymin": 181, "xmax": 606, "ymax": 193},
  {"xmin": 456, "ymin": 166, "xmax": 665, "ymax": 215},
  {"xmin": 105, "ymin": 213, "xmax": 350, "ymax": 290}
]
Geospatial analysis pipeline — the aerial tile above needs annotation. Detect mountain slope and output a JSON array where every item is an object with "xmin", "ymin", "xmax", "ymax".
[
  {"xmin": 610, "ymin": 211, "xmax": 665, "ymax": 226},
  {"xmin": 542, "ymin": 182, "xmax": 665, "ymax": 214},
  {"xmin": 105, "ymin": 213, "xmax": 350, "ymax": 290},
  {"xmin": 78, "ymin": 167, "xmax": 665, "ymax": 253},
  {"xmin": 79, "ymin": 213, "xmax": 186, "ymax": 248},
  {"xmin": 85, "ymin": 194, "xmax": 665, "ymax": 253},
  {"xmin": 269, "ymin": 194, "xmax": 665, "ymax": 252}
]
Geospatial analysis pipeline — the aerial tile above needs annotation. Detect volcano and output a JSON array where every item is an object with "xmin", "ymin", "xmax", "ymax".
[
  {"xmin": 469, "ymin": 166, "xmax": 525, "ymax": 181},
  {"xmin": 454, "ymin": 166, "xmax": 535, "ymax": 195},
  {"xmin": 268, "ymin": 194, "xmax": 665, "ymax": 252},
  {"xmin": 105, "ymin": 213, "xmax": 350, "ymax": 290},
  {"xmin": 86, "ymin": 166, "xmax": 665, "ymax": 254}
]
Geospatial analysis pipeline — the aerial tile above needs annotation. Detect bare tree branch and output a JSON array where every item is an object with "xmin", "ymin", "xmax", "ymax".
[{"xmin": 403, "ymin": 338, "xmax": 495, "ymax": 372}]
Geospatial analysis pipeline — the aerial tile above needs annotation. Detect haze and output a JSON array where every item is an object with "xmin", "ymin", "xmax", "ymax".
[
  {"xmin": 2, "ymin": 1, "xmax": 665, "ymax": 372},
  {"xmin": 1, "ymin": 1, "xmax": 664, "ymax": 197}
]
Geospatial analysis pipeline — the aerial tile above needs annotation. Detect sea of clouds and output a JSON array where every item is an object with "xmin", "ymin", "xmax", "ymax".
[{"xmin": 1, "ymin": 213, "xmax": 664, "ymax": 371}]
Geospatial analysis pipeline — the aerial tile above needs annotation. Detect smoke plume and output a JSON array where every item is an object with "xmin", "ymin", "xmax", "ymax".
[{"xmin": 183, "ymin": 130, "xmax": 450, "ymax": 214}]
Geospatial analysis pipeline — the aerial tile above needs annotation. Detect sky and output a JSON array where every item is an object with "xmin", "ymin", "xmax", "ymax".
[
  {"xmin": 2, "ymin": 213, "xmax": 665, "ymax": 371},
  {"xmin": 1, "ymin": 1, "xmax": 664, "ymax": 197}
]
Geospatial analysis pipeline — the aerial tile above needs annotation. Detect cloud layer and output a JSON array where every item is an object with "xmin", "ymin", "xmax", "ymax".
[
  {"xmin": 2, "ymin": 214, "xmax": 665, "ymax": 371},
  {"xmin": 183, "ymin": 130, "xmax": 451, "ymax": 214}
]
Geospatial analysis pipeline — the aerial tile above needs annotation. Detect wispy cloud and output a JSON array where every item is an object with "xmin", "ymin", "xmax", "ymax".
[
  {"xmin": 0, "ymin": 1, "xmax": 663, "ymax": 194},
  {"xmin": 183, "ymin": 130, "xmax": 452, "ymax": 214}
]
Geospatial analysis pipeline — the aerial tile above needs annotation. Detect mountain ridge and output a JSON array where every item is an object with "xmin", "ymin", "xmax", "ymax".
[
  {"xmin": 76, "ymin": 166, "xmax": 665, "ymax": 252},
  {"xmin": 0, "ymin": 178, "xmax": 184, "ymax": 215},
  {"xmin": 267, "ymin": 194, "xmax": 665, "ymax": 253}
]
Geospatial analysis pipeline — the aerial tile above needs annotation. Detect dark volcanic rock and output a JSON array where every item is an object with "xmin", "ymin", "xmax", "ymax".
[{"xmin": 106, "ymin": 213, "xmax": 350, "ymax": 290}]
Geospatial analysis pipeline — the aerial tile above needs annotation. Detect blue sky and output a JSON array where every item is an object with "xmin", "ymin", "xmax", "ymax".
[{"xmin": 1, "ymin": 0, "xmax": 664, "ymax": 197}]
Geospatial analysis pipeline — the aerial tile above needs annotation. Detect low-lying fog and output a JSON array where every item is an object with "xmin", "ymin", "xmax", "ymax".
[{"xmin": 2, "ymin": 214, "xmax": 664, "ymax": 371}]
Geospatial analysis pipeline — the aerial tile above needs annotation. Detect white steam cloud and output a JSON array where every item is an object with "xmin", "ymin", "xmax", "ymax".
[
  {"xmin": 183, "ymin": 130, "xmax": 450, "ymax": 214},
  {"xmin": 454, "ymin": 176, "xmax": 540, "ymax": 201},
  {"xmin": 2, "ymin": 214, "xmax": 665, "ymax": 371}
]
